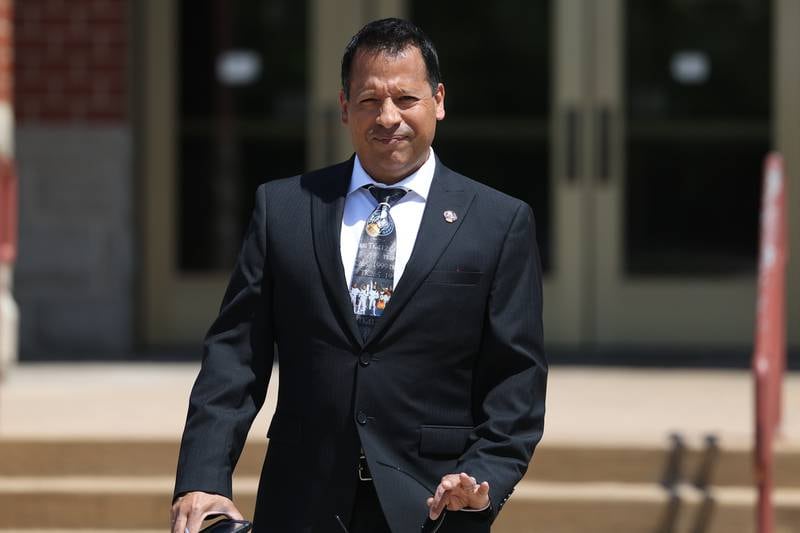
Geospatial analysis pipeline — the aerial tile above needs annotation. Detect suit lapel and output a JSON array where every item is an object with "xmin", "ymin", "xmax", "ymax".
[
  {"xmin": 309, "ymin": 157, "xmax": 365, "ymax": 348},
  {"xmin": 366, "ymin": 161, "xmax": 475, "ymax": 345}
]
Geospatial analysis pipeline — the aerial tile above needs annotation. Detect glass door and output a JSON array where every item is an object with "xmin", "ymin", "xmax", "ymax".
[
  {"xmin": 140, "ymin": 0, "xmax": 800, "ymax": 351},
  {"xmin": 410, "ymin": 0, "xmax": 589, "ymax": 346},
  {"xmin": 139, "ymin": 0, "xmax": 376, "ymax": 344},
  {"xmin": 411, "ymin": 0, "xmax": 800, "ymax": 353},
  {"xmin": 589, "ymin": 0, "xmax": 800, "ymax": 351}
]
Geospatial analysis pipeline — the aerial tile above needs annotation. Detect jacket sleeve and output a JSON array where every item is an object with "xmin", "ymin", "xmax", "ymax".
[
  {"xmin": 456, "ymin": 202, "xmax": 547, "ymax": 519},
  {"xmin": 173, "ymin": 184, "xmax": 274, "ymax": 501}
]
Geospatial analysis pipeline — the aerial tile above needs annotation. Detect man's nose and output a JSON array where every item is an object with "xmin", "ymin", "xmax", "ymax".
[{"xmin": 376, "ymin": 98, "xmax": 401, "ymax": 127}]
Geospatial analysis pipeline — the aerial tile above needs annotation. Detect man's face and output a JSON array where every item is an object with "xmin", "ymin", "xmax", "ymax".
[{"xmin": 340, "ymin": 46, "xmax": 445, "ymax": 184}]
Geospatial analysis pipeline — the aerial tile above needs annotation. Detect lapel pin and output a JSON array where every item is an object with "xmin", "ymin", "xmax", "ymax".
[{"xmin": 443, "ymin": 210, "xmax": 458, "ymax": 223}]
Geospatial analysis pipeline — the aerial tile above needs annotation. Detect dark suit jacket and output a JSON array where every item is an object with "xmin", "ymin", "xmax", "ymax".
[{"xmin": 174, "ymin": 156, "xmax": 547, "ymax": 533}]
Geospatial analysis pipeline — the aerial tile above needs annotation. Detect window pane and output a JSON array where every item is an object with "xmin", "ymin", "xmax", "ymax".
[
  {"xmin": 177, "ymin": 0, "xmax": 307, "ymax": 271},
  {"xmin": 411, "ymin": 0, "xmax": 552, "ymax": 271},
  {"xmin": 624, "ymin": 0, "xmax": 771, "ymax": 276}
]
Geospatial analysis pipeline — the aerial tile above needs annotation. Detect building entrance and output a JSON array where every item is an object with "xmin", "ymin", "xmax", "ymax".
[{"xmin": 139, "ymin": 0, "xmax": 800, "ymax": 359}]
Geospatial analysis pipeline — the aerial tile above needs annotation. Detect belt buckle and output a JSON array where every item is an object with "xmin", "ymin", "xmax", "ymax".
[{"xmin": 358, "ymin": 452, "xmax": 372, "ymax": 481}]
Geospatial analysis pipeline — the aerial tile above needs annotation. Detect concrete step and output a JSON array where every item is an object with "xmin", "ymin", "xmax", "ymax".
[
  {"xmin": 0, "ymin": 476, "xmax": 257, "ymax": 530},
  {"xmin": 0, "ymin": 440, "xmax": 267, "ymax": 478},
  {"xmin": 3, "ymin": 439, "xmax": 800, "ymax": 488},
  {"xmin": 532, "ymin": 441, "xmax": 800, "ymax": 487},
  {"xmin": 496, "ymin": 482, "xmax": 800, "ymax": 533},
  {"xmin": 1, "ymin": 477, "xmax": 799, "ymax": 532}
]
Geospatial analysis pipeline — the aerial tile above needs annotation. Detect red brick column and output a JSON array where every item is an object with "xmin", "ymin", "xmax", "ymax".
[
  {"xmin": 0, "ymin": 0, "xmax": 18, "ymax": 376},
  {"xmin": 0, "ymin": 0, "xmax": 14, "ymax": 263}
]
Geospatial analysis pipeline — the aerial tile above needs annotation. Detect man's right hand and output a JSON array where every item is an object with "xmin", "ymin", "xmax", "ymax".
[{"xmin": 170, "ymin": 491, "xmax": 244, "ymax": 533}]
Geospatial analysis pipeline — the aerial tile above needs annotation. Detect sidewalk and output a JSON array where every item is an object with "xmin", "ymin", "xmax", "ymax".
[{"xmin": 1, "ymin": 363, "xmax": 798, "ymax": 448}]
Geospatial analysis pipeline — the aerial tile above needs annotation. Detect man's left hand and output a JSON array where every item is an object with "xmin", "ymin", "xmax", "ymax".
[{"xmin": 426, "ymin": 472, "xmax": 490, "ymax": 520}]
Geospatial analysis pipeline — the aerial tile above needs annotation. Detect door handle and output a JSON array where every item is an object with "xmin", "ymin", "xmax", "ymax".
[
  {"xmin": 596, "ymin": 106, "xmax": 611, "ymax": 184},
  {"xmin": 564, "ymin": 107, "xmax": 580, "ymax": 183}
]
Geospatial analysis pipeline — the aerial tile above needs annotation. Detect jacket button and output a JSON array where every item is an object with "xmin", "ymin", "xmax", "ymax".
[
  {"xmin": 359, "ymin": 352, "xmax": 371, "ymax": 367},
  {"xmin": 357, "ymin": 411, "xmax": 368, "ymax": 425}
]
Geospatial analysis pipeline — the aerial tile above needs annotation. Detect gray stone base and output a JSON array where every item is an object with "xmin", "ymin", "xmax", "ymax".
[
  {"xmin": 0, "ymin": 263, "xmax": 19, "ymax": 374},
  {"xmin": 14, "ymin": 125, "xmax": 134, "ymax": 359}
]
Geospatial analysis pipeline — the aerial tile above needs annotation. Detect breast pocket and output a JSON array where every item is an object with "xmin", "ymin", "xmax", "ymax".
[
  {"xmin": 419, "ymin": 425, "xmax": 474, "ymax": 458},
  {"xmin": 423, "ymin": 270, "xmax": 483, "ymax": 286}
]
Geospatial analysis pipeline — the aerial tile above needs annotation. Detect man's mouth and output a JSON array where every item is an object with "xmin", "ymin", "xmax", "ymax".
[{"xmin": 374, "ymin": 136, "xmax": 408, "ymax": 144}]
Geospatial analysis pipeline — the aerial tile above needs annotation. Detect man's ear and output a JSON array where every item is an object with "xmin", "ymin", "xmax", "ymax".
[
  {"xmin": 339, "ymin": 89, "xmax": 349, "ymax": 124},
  {"xmin": 434, "ymin": 83, "xmax": 446, "ymax": 121}
]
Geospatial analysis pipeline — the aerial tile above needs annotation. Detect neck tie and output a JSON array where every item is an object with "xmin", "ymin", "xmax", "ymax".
[{"xmin": 350, "ymin": 185, "xmax": 408, "ymax": 339}]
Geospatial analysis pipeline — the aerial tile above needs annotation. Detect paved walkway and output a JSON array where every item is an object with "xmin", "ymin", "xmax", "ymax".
[{"xmin": 1, "ymin": 363, "xmax": 798, "ymax": 449}]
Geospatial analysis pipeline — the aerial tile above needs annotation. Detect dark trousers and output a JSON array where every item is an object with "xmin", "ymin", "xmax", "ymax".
[{"xmin": 348, "ymin": 480, "xmax": 392, "ymax": 533}]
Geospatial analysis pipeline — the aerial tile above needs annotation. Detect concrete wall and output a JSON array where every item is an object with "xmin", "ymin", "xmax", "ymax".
[{"xmin": 14, "ymin": 126, "xmax": 133, "ymax": 358}]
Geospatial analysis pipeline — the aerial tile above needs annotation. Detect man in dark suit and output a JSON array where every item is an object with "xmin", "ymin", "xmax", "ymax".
[{"xmin": 171, "ymin": 18, "xmax": 546, "ymax": 533}]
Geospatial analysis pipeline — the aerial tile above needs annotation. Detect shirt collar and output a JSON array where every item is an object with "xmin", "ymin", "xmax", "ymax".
[{"xmin": 348, "ymin": 147, "xmax": 436, "ymax": 201}]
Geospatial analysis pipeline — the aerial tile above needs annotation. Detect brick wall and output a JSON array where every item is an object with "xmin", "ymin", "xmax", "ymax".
[{"xmin": 15, "ymin": 0, "xmax": 127, "ymax": 123}]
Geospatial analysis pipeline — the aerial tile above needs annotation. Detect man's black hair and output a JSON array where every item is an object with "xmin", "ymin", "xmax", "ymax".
[{"xmin": 341, "ymin": 18, "xmax": 441, "ymax": 100}]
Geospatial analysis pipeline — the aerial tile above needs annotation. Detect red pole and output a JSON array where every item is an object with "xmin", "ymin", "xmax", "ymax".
[{"xmin": 753, "ymin": 152, "xmax": 788, "ymax": 533}]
